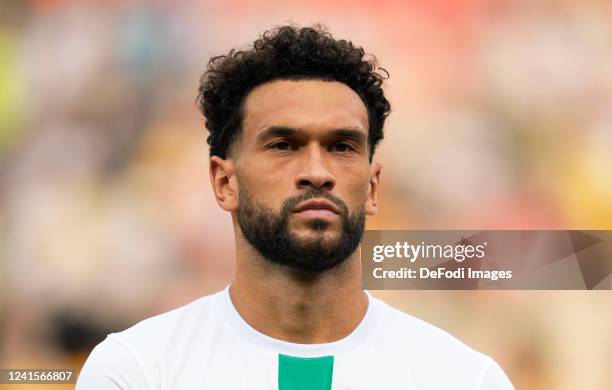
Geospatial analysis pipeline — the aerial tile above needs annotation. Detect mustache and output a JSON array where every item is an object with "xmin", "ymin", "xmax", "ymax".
[{"xmin": 281, "ymin": 189, "xmax": 349, "ymax": 216}]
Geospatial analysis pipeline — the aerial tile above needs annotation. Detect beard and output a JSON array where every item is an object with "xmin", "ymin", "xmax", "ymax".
[{"xmin": 237, "ymin": 184, "xmax": 365, "ymax": 273}]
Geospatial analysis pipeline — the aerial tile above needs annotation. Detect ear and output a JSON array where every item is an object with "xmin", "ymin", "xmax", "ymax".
[
  {"xmin": 365, "ymin": 162, "xmax": 382, "ymax": 216},
  {"xmin": 209, "ymin": 156, "xmax": 239, "ymax": 212}
]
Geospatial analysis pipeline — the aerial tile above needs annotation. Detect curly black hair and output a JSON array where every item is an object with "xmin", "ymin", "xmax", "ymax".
[{"xmin": 197, "ymin": 24, "xmax": 391, "ymax": 161}]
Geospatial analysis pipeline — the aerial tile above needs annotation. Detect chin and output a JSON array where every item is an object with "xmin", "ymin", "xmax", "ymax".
[
  {"xmin": 295, "ymin": 232, "xmax": 340, "ymax": 251},
  {"xmin": 293, "ymin": 223, "xmax": 339, "ymax": 238}
]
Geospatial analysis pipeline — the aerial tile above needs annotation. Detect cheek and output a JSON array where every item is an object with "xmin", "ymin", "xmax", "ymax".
[
  {"xmin": 340, "ymin": 168, "xmax": 371, "ymax": 207},
  {"xmin": 236, "ymin": 168, "xmax": 291, "ymax": 207}
]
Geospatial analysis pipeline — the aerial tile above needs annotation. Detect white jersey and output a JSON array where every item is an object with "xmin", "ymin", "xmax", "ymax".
[{"xmin": 77, "ymin": 287, "xmax": 514, "ymax": 389}]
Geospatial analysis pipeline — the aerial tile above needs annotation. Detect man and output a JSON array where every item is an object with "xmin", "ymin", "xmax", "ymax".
[{"xmin": 77, "ymin": 25, "xmax": 515, "ymax": 389}]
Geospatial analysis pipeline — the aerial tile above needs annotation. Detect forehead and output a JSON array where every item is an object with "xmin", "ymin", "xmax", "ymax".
[{"xmin": 242, "ymin": 79, "xmax": 369, "ymax": 137}]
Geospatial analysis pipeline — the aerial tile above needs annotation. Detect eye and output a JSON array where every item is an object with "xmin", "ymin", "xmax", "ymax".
[
  {"xmin": 330, "ymin": 142, "xmax": 354, "ymax": 153},
  {"xmin": 270, "ymin": 141, "xmax": 295, "ymax": 151}
]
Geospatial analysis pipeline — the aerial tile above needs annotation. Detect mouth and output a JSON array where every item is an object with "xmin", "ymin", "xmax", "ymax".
[{"xmin": 293, "ymin": 198, "xmax": 340, "ymax": 219}]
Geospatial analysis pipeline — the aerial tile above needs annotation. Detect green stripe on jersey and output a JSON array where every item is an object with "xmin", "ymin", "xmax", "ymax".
[{"xmin": 278, "ymin": 354, "xmax": 334, "ymax": 390}]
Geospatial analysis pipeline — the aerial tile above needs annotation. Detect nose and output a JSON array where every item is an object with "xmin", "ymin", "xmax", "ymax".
[{"xmin": 295, "ymin": 145, "xmax": 336, "ymax": 191}]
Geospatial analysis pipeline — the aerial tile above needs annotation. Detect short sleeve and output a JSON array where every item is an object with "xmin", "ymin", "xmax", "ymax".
[
  {"xmin": 479, "ymin": 359, "xmax": 515, "ymax": 390},
  {"xmin": 76, "ymin": 336, "xmax": 150, "ymax": 390}
]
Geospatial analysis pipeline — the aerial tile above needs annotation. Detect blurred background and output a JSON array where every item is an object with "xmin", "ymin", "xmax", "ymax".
[{"xmin": 1, "ymin": 0, "xmax": 611, "ymax": 389}]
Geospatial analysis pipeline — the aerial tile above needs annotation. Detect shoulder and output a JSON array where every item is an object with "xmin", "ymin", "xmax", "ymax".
[
  {"xmin": 375, "ymin": 296, "xmax": 482, "ymax": 359},
  {"xmin": 110, "ymin": 290, "xmax": 220, "ymax": 354},
  {"xmin": 77, "ymin": 290, "xmax": 224, "ymax": 389},
  {"xmin": 76, "ymin": 335, "xmax": 150, "ymax": 389},
  {"xmin": 369, "ymin": 295, "xmax": 514, "ymax": 389}
]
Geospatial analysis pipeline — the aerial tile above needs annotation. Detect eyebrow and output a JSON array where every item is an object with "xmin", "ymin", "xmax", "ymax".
[{"xmin": 256, "ymin": 126, "xmax": 367, "ymax": 144}]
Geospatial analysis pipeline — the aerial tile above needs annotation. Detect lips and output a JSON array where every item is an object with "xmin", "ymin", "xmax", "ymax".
[{"xmin": 293, "ymin": 199, "xmax": 340, "ymax": 215}]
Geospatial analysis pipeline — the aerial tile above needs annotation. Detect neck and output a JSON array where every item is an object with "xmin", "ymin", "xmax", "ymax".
[{"xmin": 230, "ymin": 234, "xmax": 368, "ymax": 344}]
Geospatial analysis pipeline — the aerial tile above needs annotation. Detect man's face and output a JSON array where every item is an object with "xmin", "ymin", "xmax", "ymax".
[{"xmin": 221, "ymin": 79, "xmax": 380, "ymax": 272}]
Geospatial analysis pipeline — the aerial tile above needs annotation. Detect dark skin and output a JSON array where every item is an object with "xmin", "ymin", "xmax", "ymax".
[{"xmin": 209, "ymin": 80, "xmax": 382, "ymax": 343}]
